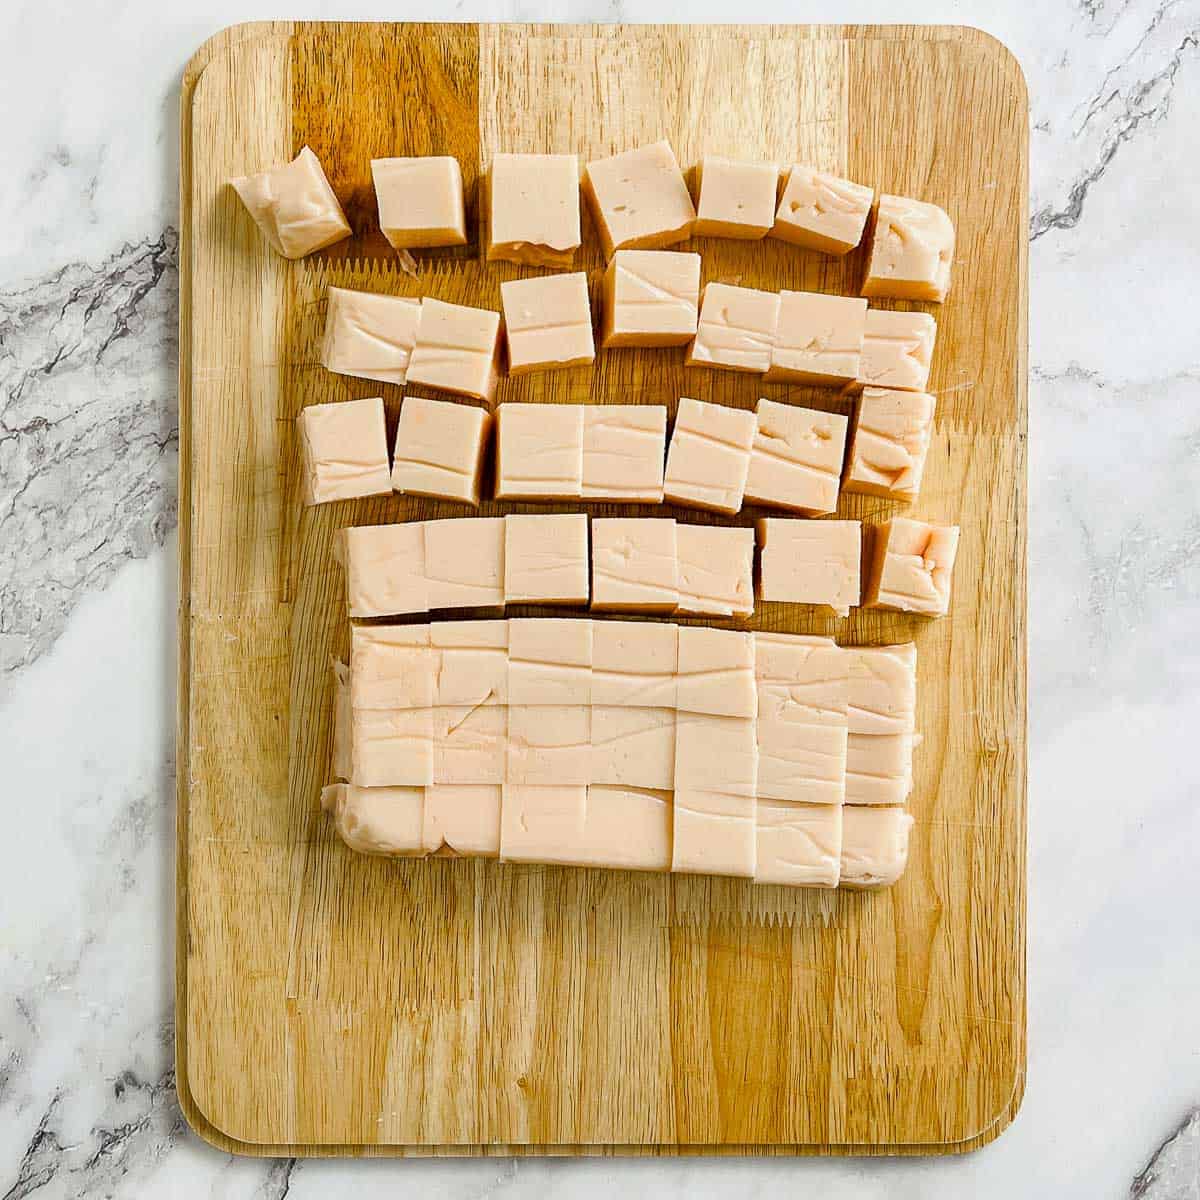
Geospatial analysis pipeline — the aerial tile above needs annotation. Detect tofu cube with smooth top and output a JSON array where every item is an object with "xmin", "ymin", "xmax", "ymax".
[
  {"xmin": 857, "ymin": 310, "xmax": 937, "ymax": 393},
  {"xmin": 506, "ymin": 706, "xmax": 592, "ymax": 785},
  {"xmin": 765, "ymin": 291, "xmax": 867, "ymax": 386},
  {"xmin": 844, "ymin": 388, "xmax": 936, "ymax": 501},
  {"xmin": 297, "ymin": 397, "xmax": 392, "ymax": 506},
  {"xmin": 499, "ymin": 785, "xmax": 588, "ymax": 863},
  {"xmin": 840, "ymin": 806, "xmax": 915, "ymax": 888},
  {"xmin": 487, "ymin": 153, "xmax": 581, "ymax": 267},
  {"xmin": 581, "ymin": 786, "xmax": 673, "ymax": 872},
  {"xmin": 755, "ymin": 801, "xmax": 843, "ymax": 887},
  {"xmin": 423, "ymin": 785, "xmax": 503, "ymax": 857},
  {"xmin": 757, "ymin": 517, "xmax": 861, "ymax": 617},
  {"xmin": 507, "ymin": 618, "xmax": 592, "ymax": 705},
  {"xmin": 675, "ymin": 626, "xmax": 756, "ymax": 717},
  {"xmin": 591, "ymin": 518, "xmax": 678, "ymax": 612},
  {"xmin": 687, "ymin": 283, "xmax": 781, "ymax": 374},
  {"xmin": 600, "ymin": 250, "xmax": 700, "ymax": 348},
  {"xmin": 350, "ymin": 708, "xmax": 434, "ymax": 787},
  {"xmin": 339, "ymin": 523, "xmax": 428, "ymax": 618},
  {"xmin": 321, "ymin": 287, "xmax": 422, "ymax": 386},
  {"xmin": 406, "ymin": 298, "xmax": 502, "ymax": 402},
  {"xmin": 503, "ymin": 514, "xmax": 590, "ymax": 605},
  {"xmin": 495, "ymin": 403, "xmax": 585, "ymax": 500},
  {"xmin": 671, "ymin": 789, "xmax": 757, "ymax": 878},
  {"xmin": 744, "ymin": 398, "xmax": 848, "ymax": 516},
  {"xmin": 432, "ymin": 704, "xmax": 507, "ymax": 784},
  {"xmin": 391, "ymin": 395, "xmax": 490, "ymax": 504},
  {"xmin": 591, "ymin": 619, "xmax": 678, "ymax": 708},
  {"xmin": 349, "ymin": 624, "xmax": 434, "ymax": 711},
  {"xmin": 864, "ymin": 517, "xmax": 960, "ymax": 616},
  {"xmin": 582, "ymin": 405, "xmax": 667, "ymax": 502},
  {"xmin": 590, "ymin": 707, "xmax": 676, "ymax": 789},
  {"xmin": 862, "ymin": 194, "xmax": 955, "ymax": 303},
  {"xmin": 674, "ymin": 712, "xmax": 759, "ymax": 797},
  {"xmin": 501, "ymin": 273, "xmax": 595, "ymax": 374},
  {"xmin": 430, "ymin": 620, "xmax": 509, "ymax": 707},
  {"xmin": 663, "ymin": 397, "xmax": 756, "ymax": 514},
  {"xmin": 674, "ymin": 524, "xmax": 755, "ymax": 618},
  {"xmin": 770, "ymin": 165, "xmax": 873, "ymax": 255},
  {"xmin": 693, "ymin": 155, "xmax": 780, "ymax": 240},
  {"xmin": 323, "ymin": 784, "xmax": 428, "ymax": 856},
  {"xmin": 422, "ymin": 517, "xmax": 505, "ymax": 610},
  {"xmin": 371, "ymin": 156, "xmax": 467, "ymax": 249}
]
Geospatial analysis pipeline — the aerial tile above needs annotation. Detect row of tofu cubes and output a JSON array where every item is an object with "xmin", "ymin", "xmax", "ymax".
[
  {"xmin": 338, "ymin": 513, "xmax": 959, "ymax": 620},
  {"xmin": 231, "ymin": 144, "xmax": 954, "ymax": 305}
]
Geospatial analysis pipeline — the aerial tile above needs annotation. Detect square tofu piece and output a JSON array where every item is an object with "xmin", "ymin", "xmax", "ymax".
[
  {"xmin": 431, "ymin": 620, "xmax": 509, "ymax": 707},
  {"xmin": 297, "ymin": 397, "xmax": 392, "ymax": 506},
  {"xmin": 391, "ymin": 396, "xmax": 490, "ymax": 504},
  {"xmin": 590, "ymin": 707, "xmax": 676, "ymax": 790},
  {"xmin": 744, "ymin": 398, "xmax": 848, "ymax": 516},
  {"xmin": 351, "ymin": 708, "xmax": 434, "ymax": 787},
  {"xmin": 765, "ymin": 291, "xmax": 867, "ymax": 386},
  {"xmin": 323, "ymin": 784, "xmax": 428, "ymax": 857},
  {"xmin": 674, "ymin": 712, "xmax": 759, "ymax": 798},
  {"xmin": 583, "ymin": 140, "xmax": 696, "ymax": 259},
  {"xmin": 507, "ymin": 617, "xmax": 592, "ymax": 705},
  {"xmin": 349, "ymin": 624, "xmax": 434, "ymax": 710},
  {"xmin": 321, "ymin": 287, "xmax": 422, "ymax": 386},
  {"xmin": 840, "ymin": 806, "xmax": 915, "ymax": 888},
  {"xmin": 591, "ymin": 619, "xmax": 678, "ymax": 708},
  {"xmin": 406, "ymin": 298, "xmax": 502, "ymax": 402},
  {"xmin": 675, "ymin": 626, "xmax": 756, "ymax": 717},
  {"xmin": 674, "ymin": 524, "xmax": 755, "ymax": 618},
  {"xmin": 423, "ymin": 784, "xmax": 503, "ymax": 857},
  {"xmin": 338, "ymin": 523, "xmax": 428, "ymax": 618},
  {"xmin": 580, "ymin": 786, "xmax": 673, "ymax": 872},
  {"xmin": 501, "ymin": 273, "xmax": 595, "ymax": 374},
  {"xmin": 591, "ymin": 518, "xmax": 678, "ymax": 612},
  {"xmin": 495, "ymin": 403, "xmax": 585, "ymax": 500},
  {"xmin": 757, "ymin": 518, "xmax": 862, "ymax": 618},
  {"xmin": 422, "ymin": 517, "xmax": 505, "ymax": 610},
  {"xmin": 671, "ymin": 789, "xmax": 756, "ymax": 878},
  {"xmin": 506, "ymin": 706, "xmax": 592, "ymax": 785},
  {"xmin": 432, "ymin": 704, "xmax": 507, "ymax": 784},
  {"xmin": 844, "ymin": 388, "xmax": 936, "ymax": 501},
  {"xmin": 582, "ymin": 405, "xmax": 667, "ymax": 502},
  {"xmin": 693, "ymin": 156, "xmax": 780, "ymax": 239},
  {"xmin": 846, "ymin": 643, "xmax": 918, "ymax": 806},
  {"xmin": 487, "ymin": 153, "xmax": 581, "ymax": 267},
  {"xmin": 499, "ymin": 785, "xmax": 588, "ymax": 864},
  {"xmin": 857, "ymin": 310, "xmax": 937, "ymax": 393},
  {"xmin": 771, "ymin": 166, "xmax": 873, "ymax": 255},
  {"xmin": 600, "ymin": 250, "xmax": 700, "ymax": 348},
  {"xmin": 371, "ymin": 156, "xmax": 467, "ymax": 249},
  {"xmin": 663, "ymin": 397, "xmax": 756, "ymax": 514},
  {"xmin": 230, "ymin": 146, "xmax": 350, "ymax": 259},
  {"xmin": 862, "ymin": 194, "xmax": 955, "ymax": 303},
  {"xmin": 755, "ymin": 801, "xmax": 843, "ymax": 888},
  {"xmin": 686, "ymin": 283, "xmax": 781, "ymax": 374},
  {"xmin": 864, "ymin": 518, "xmax": 960, "ymax": 617},
  {"xmin": 503, "ymin": 514, "xmax": 590, "ymax": 605}
]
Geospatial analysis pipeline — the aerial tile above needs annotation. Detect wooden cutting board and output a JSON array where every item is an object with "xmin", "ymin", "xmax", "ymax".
[{"xmin": 177, "ymin": 21, "xmax": 1027, "ymax": 1156}]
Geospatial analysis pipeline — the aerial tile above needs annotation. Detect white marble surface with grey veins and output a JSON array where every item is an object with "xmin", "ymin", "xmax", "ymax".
[{"xmin": 1, "ymin": 0, "xmax": 1198, "ymax": 1196}]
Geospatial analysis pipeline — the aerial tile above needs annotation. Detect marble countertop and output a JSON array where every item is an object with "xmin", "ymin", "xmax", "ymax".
[{"xmin": 1, "ymin": 1, "xmax": 1198, "ymax": 1196}]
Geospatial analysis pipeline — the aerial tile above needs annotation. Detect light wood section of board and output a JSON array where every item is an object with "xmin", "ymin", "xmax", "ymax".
[{"xmin": 178, "ymin": 21, "xmax": 1028, "ymax": 1157}]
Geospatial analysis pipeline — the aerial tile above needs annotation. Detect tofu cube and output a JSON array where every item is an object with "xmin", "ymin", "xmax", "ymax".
[
  {"xmin": 324, "ymin": 784, "xmax": 428, "ymax": 857},
  {"xmin": 487, "ymin": 153, "xmax": 581, "ymax": 267},
  {"xmin": 671, "ymin": 789, "xmax": 756, "ymax": 878},
  {"xmin": 693, "ymin": 155, "xmax": 779, "ymax": 239},
  {"xmin": 495, "ymin": 402, "xmax": 585, "ymax": 500},
  {"xmin": 591, "ymin": 518, "xmax": 678, "ymax": 612},
  {"xmin": 858, "ymin": 309, "xmax": 937, "ymax": 393},
  {"xmin": 422, "ymin": 517, "xmax": 505, "ymax": 610},
  {"xmin": 744, "ymin": 398, "xmax": 848, "ymax": 516},
  {"xmin": 503, "ymin": 514, "xmax": 590, "ymax": 605},
  {"xmin": 770, "ymin": 165, "xmax": 873, "ymax": 255},
  {"xmin": 423, "ymin": 785, "xmax": 503, "ymax": 857},
  {"xmin": 507, "ymin": 617, "xmax": 592, "ymax": 705},
  {"xmin": 757, "ymin": 517, "xmax": 861, "ymax": 617},
  {"xmin": 349, "ymin": 624, "xmax": 434, "ymax": 710},
  {"xmin": 844, "ymin": 388, "xmax": 936, "ymax": 501},
  {"xmin": 499, "ymin": 785, "xmax": 589, "ymax": 864},
  {"xmin": 581, "ymin": 786, "xmax": 673, "ymax": 872},
  {"xmin": 431, "ymin": 620, "xmax": 509, "ymax": 707},
  {"xmin": 339, "ymin": 523, "xmax": 428, "ymax": 618},
  {"xmin": 350, "ymin": 708, "xmax": 434, "ymax": 787},
  {"xmin": 674, "ymin": 712, "xmax": 759, "ymax": 797},
  {"xmin": 501, "ymin": 273, "xmax": 595, "ymax": 374},
  {"xmin": 674, "ymin": 524, "xmax": 755, "ymax": 618},
  {"xmin": 371, "ymin": 156, "xmax": 467, "ymax": 249},
  {"xmin": 840, "ymin": 806, "xmax": 915, "ymax": 888},
  {"xmin": 591, "ymin": 619, "xmax": 678, "ymax": 708},
  {"xmin": 582, "ymin": 405, "xmax": 667, "ymax": 502},
  {"xmin": 432, "ymin": 704, "xmax": 507, "ymax": 784},
  {"xmin": 864, "ymin": 517, "xmax": 960, "ymax": 616},
  {"xmin": 686, "ymin": 282, "xmax": 780, "ymax": 374},
  {"xmin": 392, "ymin": 395, "xmax": 490, "ymax": 504},
  {"xmin": 590, "ymin": 707, "xmax": 676, "ymax": 790},
  {"xmin": 675, "ymin": 626, "xmax": 756, "ymax": 717},
  {"xmin": 506, "ymin": 706, "xmax": 592, "ymax": 785},
  {"xmin": 755, "ymin": 801, "xmax": 842, "ymax": 888},
  {"xmin": 663, "ymin": 397, "xmax": 756, "ymax": 514},
  {"xmin": 764, "ymin": 291, "xmax": 867, "ymax": 386},
  {"xmin": 406, "ymin": 298, "xmax": 502, "ymax": 401},
  {"xmin": 600, "ymin": 250, "xmax": 700, "ymax": 348},
  {"xmin": 846, "ymin": 643, "xmax": 918, "ymax": 807},
  {"xmin": 862, "ymin": 194, "xmax": 955, "ymax": 303},
  {"xmin": 297, "ymin": 397, "xmax": 392, "ymax": 506},
  {"xmin": 321, "ymin": 287, "xmax": 422, "ymax": 386}
]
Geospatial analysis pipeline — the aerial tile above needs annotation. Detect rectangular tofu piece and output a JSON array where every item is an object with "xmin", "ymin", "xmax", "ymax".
[
  {"xmin": 495, "ymin": 402, "xmax": 585, "ymax": 500},
  {"xmin": 507, "ymin": 617, "xmax": 592, "ymax": 705},
  {"xmin": 840, "ymin": 806, "xmax": 915, "ymax": 888},
  {"xmin": 862, "ymin": 194, "xmax": 955, "ymax": 303},
  {"xmin": 499, "ymin": 785, "xmax": 589, "ymax": 864},
  {"xmin": 846, "ymin": 643, "xmax": 918, "ymax": 806},
  {"xmin": 857, "ymin": 310, "xmax": 937, "ymax": 393},
  {"xmin": 506, "ymin": 705, "xmax": 592, "ymax": 785},
  {"xmin": 580, "ymin": 786, "xmax": 673, "ymax": 872},
  {"xmin": 591, "ymin": 619, "xmax": 678, "ymax": 708},
  {"xmin": 501, "ymin": 273, "xmax": 595, "ymax": 374},
  {"xmin": 864, "ymin": 517, "xmax": 960, "ymax": 617},
  {"xmin": 487, "ymin": 152, "xmax": 581, "ymax": 267},
  {"xmin": 423, "ymin": 784, "xmax": 502, "ymax": 857},
  {"xmin": 686, "ymin": 283, "xmax": 780, "ymax": 374},
  {"xmin": 406, "ymin": 297, "xmax": 502, "ymax": 402},
  {"xmin": 693, "ymin": 155, "xmax": 780, "ymax": 239},
  {"xmin": 600, "ymin": 250, "xmax": 700, "ymax": 348},
  {"xmin": 756, "ymin": 517, "xmax": 861, "ymax": 617},
  {"xmin": 591, "ymin": 518, "xmax": 678, "ymax": 612},
  {"xmin": 843, "ymin": 388, "xmax": 936, "ymax": 502},
  {"xmin": 503, "ymin": 513, "xmax": 590, "ymax": 605},
  {"xmin": 675, "ymin": 626, "xmax": 757, "ymax": 717},
  {"xmin": 745, "ymin": 398, "xmax": 848, "ymax": 516},
  {"xmin": 349, "ymin": 624, "xmax": 434, "ymax": 710},
  {"xmin": 422, "ymin": 517, "xmax": 506, "ymax": 610},
  {"xmin": 674, "ymin": 712, "xmax": 759, "ymax": 797},
  {"xmin": 754, "ymin": 800, "xmax": 843, "ymax": 888},
  {"xmin": 671, "ymin": 789, "xmax": 756, "ymax": 878},
  {"xmin": 582, "ymin": 405, "xmax": 667, "ymax": 502},
  {"xmin": 432, "ymin": 703, "xmax": 508, "ymax": 784},
  {"xmin": 338, "ymin": 523, "xmax": 428, "ymax": 618},
  {"xmin": 321, "ymin": 287, "xmax": 422, "ymax": 387},
  {"xmin": 371, "ymin": 155, "xmax": 467, "ymax": 249},
  {"xmin": 391, "ymin": 396, "xmax": 490, "ymax": 505},
  {"xmin": 297, "ymin": 396, "xmax": 392, "ymax": 505},
  {"xmin": 350, "ymin": 707, "xmax": 434, "ymax": 787},
  {"xmin": 590, "ymin": 706, "xmax": 676, "ymax": 789},
  {"xmin": 323, "ymin": 784, "xmax": 428, "ymax": 857},
  {"xmin": 674, "ymin": 524, "xmax": 754, "ymax": 618},
  {"xmin": 430, "ymin": 620, "xmax": 509, "ymax": 707},
  {"xmin": 663, "ymin": 397, "xmax": 756, "ymax": 514},
  {"xmin": 770, "ymin": 165, "xmax": 873, "ymax": 255},
  {"xmin": 765, "ymin": 291, "xmax": 867, "ymax": 387}
]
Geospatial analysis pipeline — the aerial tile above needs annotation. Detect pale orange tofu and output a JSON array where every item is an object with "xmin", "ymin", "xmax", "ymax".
[
  {"xmin": 507, "ymin": 617, "xmax": 592, "ymax": 705},
  {"xmin": 506, "ymin": 706, "xmax": 592, "ymax": 785},
  {"xmin": 663, "ymin": 397, "xmax": 756, "ymax": 514},
  {"xmin": 857, "ymin": 310, "xmax": 937, "ymax": 393},
  {"xmin": 501, "ymin": 272, "xmax": 595, "ymax": 374},
  {"xmin": 675, "ymin": 626, "xmax": 756, "ymax": 717},
  {"xmin": 297, "ymin": 397, "xmax": 392, "ymax": 506},
  {"xmin": 591, "ymin": 518, "xmax": 678, "ymax": 612},
  {"xmin": 744, "ymin": 398, "xmax": 848, "ymax": 516},
  {"xmin": 349, "ymin": 624, "xmax": 434, "ymax": 710},
  {"xmin": 321, "ymin": 287, "xmax": 422, "ymax": 386},
  {"xmin": 371, "ymin": 155, "xmax": 467, "ymax": 249},
  {"xmin": 591, "ymin": 619, "xmax": 678, "ymax": 708},
  {"xmin": 693, "ymin": 155, "xmax": 780, "ymax": 239},
  {"xmin": 840, "ymin": 805, "xmax": 915, "ymax": 888},
  {"xmin": 432, "ymin": 704, "xmax": 507, "ymax": 784},
  {"xmin": 331, "ymin": 660, "xmax": 351, "ymax": 780},
  {"xmin": 864, "ymin": 517, "xmax": 960, "ymax": 617},
  {"xmin": 499, "ymin": 785, "xmax": 588, "ymax": 864},
  {"xmin": 754, "ymin": 801, "xmax": 843, "ymax": 888},
  {"xmin": 772, "ymin": 166, "xmax": 873, "ymax": 255},
  {"xmin": 600, "ymin": 250, "xmax": 700, "ymax": 348},
  {"xmin": 391, "ymin": 395, "xmax": 490, "ymax": 504},
  {"xmin": 322, "ymin": 784, "xmax": 428, "ymax": 856},
  {"xmin": 487, "ymin": 152, "xmax": 581, "ymax": 267},
  {"xmin": 844, "ymin": 388, "xmax": 936, "ymax": 501},
  {"xmin": 757, "ymin": 518, "xmax": 861, "ymax": 617},
  {"xmin": 582, "ymin": 405, "xmax": 667, "ymax": 502},
  {"xmin": 494, "ymin": 402, "xmax": 585, "ymax": 500},
  {"xmin": 671, "ymin": 789, "xmax": 756, "ymax": 878},
  {"xmin": 422, "ymin": 517, "xmax": 506, "ymax": 610},
  {"xmin": 580, "ymin": 786, "xmax": 673, "ymax": 871},
  {"xmin": 674, "ymin": 523, "xmax": 755, "ymax": 618},
  {"xmin": 590, "ymin": 706, "xmax": 676, "ymax": 789},
  {"xmin": 350, "ymin": 707, "xmax": 434, "ymax": 787},
  {"xmin": 764, "ymin": 291, "xmax": 867, "ymax": 386},
  {"xmin": 674, "ymin": 712, "xmax": 759, "ymax": 797},
  {"xmin": 846, "ymin": 643, "xmax": 918, "ymax": 806},
  {"xmin": 503, "ymin": 514, "xmax": 590, "ymax": 605},
  {"xmin": 862, "ymin": 194, "xmax": 955, "ymax": 303},
  {"xmin": 230, "ymin": 146, "xmax": 350, "ymax": 259},
  {"xmin": 406, "ymin": 297, "xmax": 502, "ymax": 401},
  {"xmin": 430, "ymin": 620, "xmax": 509, "ymax": 707},
  {"xmin": 423, "ymin": 785, "xmax": 503, "ymax": 857},
  {"xmin": 583, "ymin": 140, "xmax": 696, "ymax": 259},
  {"xmin": 686, "ymin": 283, "xmax": 780, "ymax": 374},
  {"xmin": 338, "ymin": 523, "xmax": 428, "ymax": 618}
]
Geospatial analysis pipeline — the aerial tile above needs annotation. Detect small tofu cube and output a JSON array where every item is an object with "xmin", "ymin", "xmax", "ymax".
[
  {"xmin": 324, "ymin": 784, "xmax": 428, "ymax": 856},
  {"xmin": 507, "ymin": 617, "xmax": 592, "ymax": 705},
  {"xmin": 846, "ymin": 643, "xmax": 917, "ymax": 736},
  {"xmin": 590, "ymin": 707, "xmax": 676, "ymax": 789},
  {"xmin": 321, "ymin": 287, "xmax": 422, "ymax": 386},
  {"xmin": 764, "ymin": 291, "xmax": 867, "ymax": 386},
  {"xmin": 503, "ymin": 514, "xmax": 590, "ymax": 605},
  {"xmin": 844, "ymin": 388, "xmax": 936, "ymax": 501},
  {"xmin": 693, "ymin": 155, "xmax": 779, "ymax": 240},
  {"xmin": 687, "ymin": 283, "xmax": 780, "ymax": 374},
  {"xmin": 422, "ymin": 517, "xmax": 505, "ymax": 610},
  {"xmin": 858, "ymin": 310, "xmax": 937, "ymax": 393},
  {"xmin": 757, "ymin": 517, "xmax": 861, "ymax": 617},
  {"xmin": 591, "ymin": 518, "xmax": 678, "ymax": 612},
  {"xmin": 663, "ymin": 397, "xmax": 756, "ymax": 514},
  {"xmin": 501, "ymin": 273, "xmax": 595, "ymax": 374},
  {"xmin": 671, "ymin": 789, "xmax": 756, "ymax": 878},
  {"xmin": 674, "ymin": 524, "xmax": 754, "ymax": 618},
  {"xmin": 506, "ymin": 706, "xmax": 592, "ymax": 784},
  {"xmin": 840, "ymin": 806, "xmax": 915, "ymax": 888},
  {"xmin": 392, "ymin": 395, "xmax": 490, "ymax": 504},
  {"xmin": 349, "ymin": 624, "xmax": 434, "ymax": 710},
  {"xmin": 423, "ymin": 784, "xmax": 503, "ymax": 857},
  {"xmin": 406, "ymin": 298, "xmax": 502, "ymax": 402},
  {"xmin": 582, "ymin": 405, "xmax": 667, "ymax": 502},
  {"xmin": 351, "ymin": 708, "xmax": 434, "ymax": 787},
  {"xmin": 600, "ymin": 250, "xmax": 700, "ymax": 348},
  {"xmin": 487, "ymin": 153, "xmax": 581, "ymax": 267},
  {"xmin": 862, "ymin": 194, "xmax": 955, "ymax": 303},
  {"xmin": 583, "ymin": 141, "xmax": 696, "ymax": 259},
  {"xmin": 371, "ymin": 155, "xmax": 467, "ymax": 249},
  {"xmin": 864, "ymin": 517, "xmax": 960, "ymax": 616},
  {"xmin": 230, "ymin": 146, "xmax": 350, "ymax": 259},
  {"xmin": 339, "ymin": 523, "xmax": 428, "ymax": 618},
  {"xmin": 674, "ymin": 712, "xmax": 759, "ymax": 797},
  {"xmin": 581, "ymin": 785, "xmax": 673, "ymax": 872},
  {"xmin": 591, "ymin": 619, "xmax": 678, "ymax": 708},
  {"xmin": 500, "ymin": 785, "xmax": 588, "ymax": 864},
  {"xmin": 432, "ymin": 704, "xmax": 507, "ymax": 784},
  {"xmin": 675, "ymin": 626, "xmax": 756, "ymax": 717},
  {"xmin": 431, "ymin": 620, "xmax": 509, "ymax": 707},
  {"xmin": 770, "ymin": 165, "xmax": 873, "ymax": 255},
  {"xmin": 495, "ymin": 403, "xmax": 585, "ymax": 500},
  {"xmin": 744, "ymin": 398, "xmax": 848, "ymax": 516},
  {"xmin": 297, "ymin": 397, "xmax": 391, "ymax": 506},
  {"xmin": 755, "ymin": 801, "xmax": 842, "ymax": 888}
]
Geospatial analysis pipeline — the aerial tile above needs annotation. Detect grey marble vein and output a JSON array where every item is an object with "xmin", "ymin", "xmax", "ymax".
[{"xmin": 1132, "ymin": 1108, "xmax": 1200, "ymax": 1198}]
